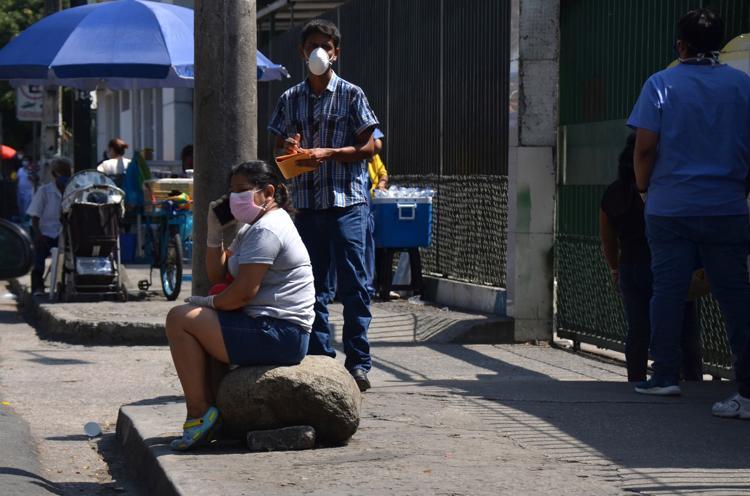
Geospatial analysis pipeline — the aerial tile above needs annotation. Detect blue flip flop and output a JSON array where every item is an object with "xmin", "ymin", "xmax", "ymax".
[{"xmin": 170, "ymin": 406, "xmax": 222, "ymax": 451}]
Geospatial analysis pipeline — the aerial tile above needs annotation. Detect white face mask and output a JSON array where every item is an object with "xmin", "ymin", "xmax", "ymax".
[
  {"xmin": 307, "ymin": 47, "xmax": 331, "ymax": 76},
  {"xmin": 679, "ymin": 51, "xmax": 721, "ymax": 65}
]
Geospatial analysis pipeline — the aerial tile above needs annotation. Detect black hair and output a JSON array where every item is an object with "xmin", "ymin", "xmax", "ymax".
[
  {"xmin": 107, "ymin": 137, "xmax": 128, "ymax": 156},
  {"xmin": 617, "ymin": 132, "xmax": 637, "ymax": 184},
  {"xmin": 301, "ymin": 19, "xmax": 341, "ymax": 47},
  {"xmin": 51, "ymin": 157, "xmax": 73, "ymax": 177},
  {"xmin": 180, "ymin": 144, "xmax": 193, "ymax": 161},
  {"xmin": 230, "ymin": 160, "xmax": 294, "ymax": 213},
  {"xmin": 677, "ymin": 8, "xmax": 724, "ymax": 55}
]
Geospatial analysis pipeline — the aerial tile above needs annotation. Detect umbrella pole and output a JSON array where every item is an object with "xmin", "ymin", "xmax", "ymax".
[
  {"xmin": 136, "ymin": 213, "xmax": 143, "ymax": 259},
  {"xmin": 130, "ymin": 80, "xmax": 144, "ymax": 258}
]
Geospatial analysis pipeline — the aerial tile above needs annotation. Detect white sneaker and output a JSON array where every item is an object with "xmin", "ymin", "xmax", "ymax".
[{"xmin": 712, "ymin": 393, "xmax": 750, "ymax": 419}]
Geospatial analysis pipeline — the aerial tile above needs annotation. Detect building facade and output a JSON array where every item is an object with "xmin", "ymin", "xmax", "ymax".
[{"xmin": 94, "ymin": 0, "xmax": 194, "ymax": 163}]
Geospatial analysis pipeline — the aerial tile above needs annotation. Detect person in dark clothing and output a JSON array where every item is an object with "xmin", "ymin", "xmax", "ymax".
[{"xmin": 599, "ymin": 133, "xmax": 703, "ymax": 382}]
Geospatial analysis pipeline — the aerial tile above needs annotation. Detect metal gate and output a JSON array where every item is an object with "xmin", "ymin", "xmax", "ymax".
[
  {"xmin": 258, "ymin": 0, "xmax": 511, "ymax": 288},
  {"xmin": 555, "ymin": 0, "xmax": 750, "ymax": 377}
]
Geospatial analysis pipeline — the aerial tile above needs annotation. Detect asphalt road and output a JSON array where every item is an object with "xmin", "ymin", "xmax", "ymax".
[{"xmin": 0, "ymin": 295, "xmax": 60, "ymax": 495}]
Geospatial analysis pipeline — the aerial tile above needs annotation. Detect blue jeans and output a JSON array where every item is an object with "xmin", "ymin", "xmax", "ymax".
[
  {"xmin": 646, "ymin": 215, "xmax": 750, "ymax": 385},
  {"xmin": 619, "ymin": 262, "xmax": 702, "ymax": 382},
  {"xmin": 365, "ymin": 207, "xmax": 376, "ymax": 297},
  {"xmin": 295, "ymin": 205, "xmax": 372, "ymax": 372},
  {"xmin": 324, "ymin": 206, "xmax": 376, "ymax": 301},
  {"xmin": 216, "ymin": 311, "xmax": 309, "ymax": 366}
]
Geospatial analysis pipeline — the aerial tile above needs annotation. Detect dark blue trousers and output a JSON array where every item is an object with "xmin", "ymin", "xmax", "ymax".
[
  {"xmin": 295, "ymin": 205, "xmax": 372, "ymax": 373},
  {"xmin": 646, "ymin": 215, "xmax": 750, "ymax": 392}
]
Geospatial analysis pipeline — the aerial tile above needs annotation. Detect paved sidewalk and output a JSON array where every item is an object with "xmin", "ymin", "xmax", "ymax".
[
  {"xmin": 7, "ymin": 273, "xmax": 750, "ymax": 495},
  {"xmin": 118, "ymin": 342, "xmax": 750, "ymax": 495},
  {"xmin": 13, "ymin": 265, "xmax": 511, "ymax": 345}
]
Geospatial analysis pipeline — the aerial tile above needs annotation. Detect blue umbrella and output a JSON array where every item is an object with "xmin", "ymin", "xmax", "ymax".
[{"xmin": 0, "ymin": 0, "xmax": 288, "ymax": 90}]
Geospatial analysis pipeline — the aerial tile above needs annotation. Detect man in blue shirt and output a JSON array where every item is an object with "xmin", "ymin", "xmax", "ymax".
[
  {"xmin": 629, "ymin": 8, "xmax": 750, "ymax": 417},
  {"xmin": 268, "ymin": 19, "xmax": 378, "ymax": 391}
]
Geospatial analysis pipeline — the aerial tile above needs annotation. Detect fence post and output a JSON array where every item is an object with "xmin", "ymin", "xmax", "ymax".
[{"xmin": 506, "ymin": 0, "xmax": 559, "ymax": 341}]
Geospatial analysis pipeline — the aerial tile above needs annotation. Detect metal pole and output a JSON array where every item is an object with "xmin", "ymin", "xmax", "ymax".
[
  {"xmin": 70, "ymin": 0, "xmax": 92, "ymax": 170},
  {"xmin": 193, "ymin": 0, "xmax": 258, "ymax": 296},
  {"xmin": 42, "ymin": 0, "xmax": 62, "ymax": 164}
]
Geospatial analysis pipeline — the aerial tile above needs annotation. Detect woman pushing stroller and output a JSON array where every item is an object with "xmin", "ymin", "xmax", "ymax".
[{"xmin": 165, "ymin": 161, "xmax": 315, "ymax": 451}]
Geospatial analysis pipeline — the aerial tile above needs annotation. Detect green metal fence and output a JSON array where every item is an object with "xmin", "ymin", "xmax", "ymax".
[
  {"xmin": 555, "ymin": 186, "xmax": 733, "ymax": 377},
  {"xmin": 555, "ymin": 0, "xmax": 750, "ymax": 377}
]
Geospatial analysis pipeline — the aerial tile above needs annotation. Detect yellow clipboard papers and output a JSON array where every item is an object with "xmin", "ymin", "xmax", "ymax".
[{"xmin": 275, "ymin": 152, "xmax": 317, "ymax": 180}]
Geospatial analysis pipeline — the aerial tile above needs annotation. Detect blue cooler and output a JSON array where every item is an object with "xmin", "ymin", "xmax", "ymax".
[{"xmin": 372, "ymin": 197, "xmax": 433, "ymax": 248}]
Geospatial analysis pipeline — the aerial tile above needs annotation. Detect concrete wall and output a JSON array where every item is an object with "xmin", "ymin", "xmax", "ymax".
[
  {"xmin": 93, "ymin": 0, "xmax": 195, "ymax": 162},
  {"xmin": 506, "ymin": 0, "xmax": 560, "ymax": 341},
  {"xmin": 96, "ymin": 88, "xmax": 193, "ymax": 162}
]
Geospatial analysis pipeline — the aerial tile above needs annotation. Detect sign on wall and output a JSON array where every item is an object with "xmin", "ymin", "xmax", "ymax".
[{"xmin": 16, "ymin": 85, "xmax": 44, "ymax": 122}]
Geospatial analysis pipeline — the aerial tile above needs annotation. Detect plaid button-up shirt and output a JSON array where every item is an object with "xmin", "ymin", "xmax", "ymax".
[{"xmin": 268, "ymin": 73, "xmax": 379, "ymax": 210}]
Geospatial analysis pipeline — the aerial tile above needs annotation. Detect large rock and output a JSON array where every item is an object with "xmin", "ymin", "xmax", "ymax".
[{"xmin": 216, "ymin": 355, "xmax": 361, "ymax": 445}]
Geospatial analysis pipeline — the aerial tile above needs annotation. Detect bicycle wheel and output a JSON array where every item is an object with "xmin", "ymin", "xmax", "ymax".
[{"xmin": 160, "ymin": 232, "xmax": 183, "ymax": 301}]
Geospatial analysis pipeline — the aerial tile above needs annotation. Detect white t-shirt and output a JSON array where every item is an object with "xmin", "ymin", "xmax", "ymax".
[
  {"xmin": 227, "ymin": 209, "xmax": 315, "ymax": 331},
  {"xmin": 26, "ymin": 182, "xmax": 62, "ymax": 238},
  {"xmin": 97, "ymin": 157, "xmax": 131, "ymax": 176}
]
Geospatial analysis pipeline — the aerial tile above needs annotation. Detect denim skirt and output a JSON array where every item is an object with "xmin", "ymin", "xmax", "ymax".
[{"xmin": 216, "ymin": 310, "xmax": 309, "ymax": 366}]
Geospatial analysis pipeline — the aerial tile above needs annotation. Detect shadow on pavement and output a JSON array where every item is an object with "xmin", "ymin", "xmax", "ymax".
[
  {"xmin": 20, "ymin": 350, "xmax": 92, "ymax": 366},
  {"xmin": 382, "ymin": 344, "xmax": 750, "ymax": 493},
  {"xmin": 0, "ymin": 467, "xmax": 61, "ymax": 495},
  {"xmin": 125, "ymin": 395, "xmax": 184, "ymax": 407}
]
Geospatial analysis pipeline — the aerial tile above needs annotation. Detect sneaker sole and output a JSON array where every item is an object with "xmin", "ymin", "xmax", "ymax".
[
  {"xmin": 634, "ymin": 385, "xmax": 681, "ymax": 396},
  {"xmin": 713, "ymin": 410, "xmax": 740, "ymax": 418},
  {"xmin": 355, "ymin": 377, "xmax": 371, "ymax": 392}
]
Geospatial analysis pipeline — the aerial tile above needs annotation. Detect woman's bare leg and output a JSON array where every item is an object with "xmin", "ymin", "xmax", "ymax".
[{"xmin": 166, "ymin": 304, "xmax": 230, "ymax": 419}]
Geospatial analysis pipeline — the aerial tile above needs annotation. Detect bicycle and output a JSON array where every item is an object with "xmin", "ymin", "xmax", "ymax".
[{"xmin": 138, "ymin": 200, "xmax": 188, "ymax": 301}]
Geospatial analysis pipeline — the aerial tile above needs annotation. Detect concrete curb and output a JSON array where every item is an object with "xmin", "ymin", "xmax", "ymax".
[
  {"xmin": 9, "ymin": 278, "xmax": 167, "ymax": 346},
  {"xmin": 116, "ymin": 406, "xmax": 179, "ymax": 496},
  {"xmin": 8, "ymin": 278, "xmax": 515, "ymax": 346}
]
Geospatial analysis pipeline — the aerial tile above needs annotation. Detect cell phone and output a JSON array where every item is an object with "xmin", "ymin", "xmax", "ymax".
[{"xmin": 212, "ymin": 197, "xmax": 235, "ymax": 225}]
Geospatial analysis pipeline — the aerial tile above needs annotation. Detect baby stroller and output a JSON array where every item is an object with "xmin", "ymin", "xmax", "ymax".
[{"xmin": 54, "ymin": 171, "xmax": 127, "ymax": 302}]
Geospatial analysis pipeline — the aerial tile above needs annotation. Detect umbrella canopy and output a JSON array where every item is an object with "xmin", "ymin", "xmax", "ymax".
[
  {"xmin": 0, "ymin": 0, "xmax": 288, "ymax": 90},
  {"xmin": 722, "ymin": 33, "xmax": 750, "ymax": 75},
  {"xmin": 1, "ymin": 144, "xmax": 17, "ymax": 160}
]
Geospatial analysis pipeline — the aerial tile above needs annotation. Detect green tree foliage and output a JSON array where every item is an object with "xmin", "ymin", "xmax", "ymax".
[{"xmin": 0, "ymin": 0, "xmax": 43, "ymax": 149}]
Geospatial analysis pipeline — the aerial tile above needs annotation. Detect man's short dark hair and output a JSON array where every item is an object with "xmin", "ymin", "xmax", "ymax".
[
  {"xmin": 677, "ymin": 8, "xmax": 724, "ymax": 54},
  {"xmin": 301, "ymin": 19, "xmax": 341, "ymax": 47}
]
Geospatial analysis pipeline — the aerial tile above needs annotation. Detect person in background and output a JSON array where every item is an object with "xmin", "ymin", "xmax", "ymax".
[
  {"xmin": 16, "ymin": 155, "xmax": 34, "ymax": 225},
  {"xmin": 27, "ymin": 157, "xmax": 72, "ymax": 295},
  {"xmin": 268, "ymin": 19, "xmax": 379, "ymax": 392},
  {"xmin": 166, "ymin": 161, "xmax": 314, "ymax": 450},
  {"xmin": 180, "ymin": 144, "xmax": 194, "ymax": 177},
  {"xmin": 369, "ymin": 129, "xmax": 388, "ymax": 196},
  {"xmin": 628, "ymin": 9, "xmax": 750, "ymax": 415},
  {"xmin": 97, "ymin": 138, "xmax": 131, "ymax": 186},
  {"xmin": 368, "ymin": 129, "xmax": 394, "ymax": 300},
  {"xmin": 599, "ymin": 133, "xmax": 702, "ymax": 382}
]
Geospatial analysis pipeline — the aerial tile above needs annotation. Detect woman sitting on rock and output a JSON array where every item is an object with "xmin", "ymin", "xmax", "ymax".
[{"xmin": 166, "ymin": 160, "xmax": 315, "ymax": 451}]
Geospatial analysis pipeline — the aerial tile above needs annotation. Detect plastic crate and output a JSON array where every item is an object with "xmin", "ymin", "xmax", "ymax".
[
  {"xmin": 372, "ymin": 197, "xmax": 433, "ymax": 248},
  {"xmin": 143, "ymin": 178, "xmax": 193, "ymax": 202}
]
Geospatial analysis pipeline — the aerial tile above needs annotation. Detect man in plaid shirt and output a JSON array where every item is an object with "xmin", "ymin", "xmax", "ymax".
[{"xmin": 268, "ymin": 19, "xmax": 379, "ymax": 392}]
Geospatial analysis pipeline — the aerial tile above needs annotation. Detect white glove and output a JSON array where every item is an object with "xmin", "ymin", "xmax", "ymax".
[
  {"xmin": 207, "ymin": 196, "xmax": 232, "ymax": 248},
  {"xmin": 185, "ymin": 295, "xmax": 215, "ymax": 308}
]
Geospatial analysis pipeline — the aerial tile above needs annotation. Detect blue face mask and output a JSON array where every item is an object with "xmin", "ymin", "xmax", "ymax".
[{"xmin": 55, "ymin": 175, "xmax": 70, "ymax": 189}]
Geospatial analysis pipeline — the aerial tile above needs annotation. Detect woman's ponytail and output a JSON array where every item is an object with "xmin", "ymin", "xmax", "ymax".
[{"xmin": 275, "ymin": 183, "xmax": 295, "ymax": 213}]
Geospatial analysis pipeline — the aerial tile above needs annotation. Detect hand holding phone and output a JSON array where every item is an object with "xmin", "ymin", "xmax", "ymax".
[{"xmin": 211, "ymin": 196, "xmax": 235, "ymax": 226}]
